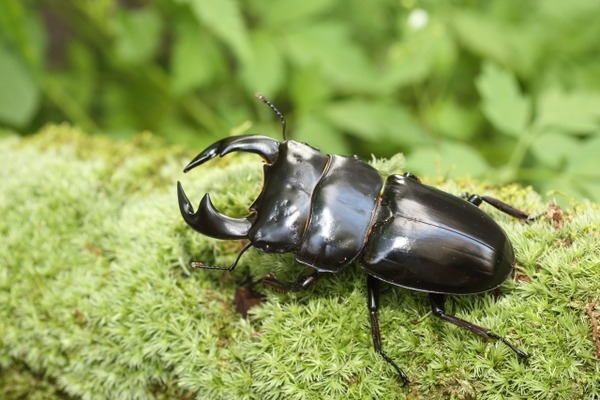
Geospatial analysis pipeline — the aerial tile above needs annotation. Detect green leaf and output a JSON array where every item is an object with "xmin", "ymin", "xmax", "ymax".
[
  {"xmin": 253, "ymin": 0, "xmax": 337, "ymax": 26},
  {"xmin": 533, "ymin": 134, "xmax": 600, "ymax": 201},
  {"xmin": 114, "ymin": 8, "xmax": 163, "ymax": 64},
  {"xmin": 294, "ymin": 114, "xmax": 350, "ymax": 156},
  {"xmin": 423, "ymin": 99, "xmax": 482, "ymax": 141},
  {"xmin": 324, "ymin": 99, "xmax": 427, "ymax": 147},
  {"xmin": 407, "ymin": 141, "xmax": 489, "ymax": 179},
  {"xmin": 171, "ymin": 23, "xmax": 222, "ymax": 94},
  {"xmin": 476, "ymin": 62, "xmax": 531, "ymax": 137},
  {"xmin": 188, "ymin": 0, "xmax": 251, "ymax": 62},
  {"xmin": 566, "ymin": 135, "xmax": 600, "ymax": 178},
  {"xmin": 283, "ymin": 23, "xmax": 373, "ymax": 92},
  {"xmin": 564, "ymin": 136, "xmax": 600, "ymax": 200},
  {"xmin": 535, "ymin": 88, "xmax": 600, "ymax": 133},
  {"xmin": 0, "ymin": 43, "xmax": 39, "ymax": 128},
  {"xmin": 383, "ymin": 21, "xmax": 457, "ymax": 90},
  {"xmin": 538, "ymin": 0, "xmax": 600, "ymax": 23},
  {"xmin": 240, "ymin": 31, "xmax": 285, "ymax": 96},
  {"xmin": 383, "ymin": 37, "xmax": 433, "ymax": 90},
  {"xmin": 377, "ymin": 105, "xmax": 429, "ymax": 147},
  {"xmin": 289, "ymin": 66, "xmax": 332, "ymax": 114},
  {"xmin": 323, "ymin": 100, "xmax": 388, "ymax": 142},
  {"xmin": 0, "ymin": 0, "xmax": 47, "ymax": 73},
  {"xmin": 452, "ymin": 11, "xmax": 517, "ymax": 70},
  {"xmin": 531, "ymin": 130, "xmax": 579, "ymax": 169}
]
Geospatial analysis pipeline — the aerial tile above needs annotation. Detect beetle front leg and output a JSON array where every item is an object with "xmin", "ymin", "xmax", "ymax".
[
  {"xmin": 429, "ymin": 293, "xmax": 528, "ymax": 359},
  {"xmin": 262, "ymin": 270, "xmax": 321, "ymax": 292},
  {"xmin": 367, "ymin": 275, "xmax": 410, "ymax": 386},
  {"xmin": 191, "ymin": 242, "xmax": 252, "ymax": 271}
]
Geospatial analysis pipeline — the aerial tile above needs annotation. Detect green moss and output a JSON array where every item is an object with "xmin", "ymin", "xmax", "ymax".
[{"xmin": 1, "ymin": 125, "xmax": 599, "ymax": 399}]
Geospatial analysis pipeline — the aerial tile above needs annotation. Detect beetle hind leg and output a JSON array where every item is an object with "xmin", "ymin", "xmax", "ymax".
[
  {"xmin": 367, "ymin": 276, "xmax": 410, "ymax": 386},
  {"xmin": 465, "ymin": 193, "xmax": 540, "ymax": 222},
  {"xmin": 429, "ymin": 293, "xmax": 528, "ymax": 359}
]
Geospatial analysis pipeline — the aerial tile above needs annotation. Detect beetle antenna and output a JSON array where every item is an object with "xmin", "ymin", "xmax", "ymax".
[{"xmin": 255, "ymin": 92, "xmax": 287, "ymax": 140}]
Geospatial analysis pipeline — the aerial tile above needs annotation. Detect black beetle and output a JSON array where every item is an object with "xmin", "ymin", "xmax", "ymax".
[{"xmin": 177, "ymin": 94, "xmax": 534, "ymax": 385}]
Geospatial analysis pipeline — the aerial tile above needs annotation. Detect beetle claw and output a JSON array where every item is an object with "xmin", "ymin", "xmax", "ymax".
[
  {"xmin": 184, "ymin": 135, "xmax": 280, "ymax": 173},
  {"xmin": 177, "ymin": 181, "xmax": 195, "ymax": 215},
  {"xmin": 177, "ymin": 181, "xmax": 252, "ymax": 240}
]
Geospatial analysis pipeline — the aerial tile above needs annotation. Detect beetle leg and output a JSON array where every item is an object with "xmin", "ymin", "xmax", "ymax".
[
  {"xmin": 367, "ymin": 275, "xmax": 410, "ymax": 386},
  {"xmin": 429, "ymin": 293, "xmax": 528, "ymax": 359},
  {"xmin": 465, "ymin": 194, "xmax": 539, "ymax": 222},
  {"xmin": 190, "ymin": 242, "xmax": 252, "ymax": 271},
  {"xmin": 262, "ymin": 271, "xmax": 321, "ymax": 292}
]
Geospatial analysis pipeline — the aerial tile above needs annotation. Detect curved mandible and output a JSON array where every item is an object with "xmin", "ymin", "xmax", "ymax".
[
  {"xmin": 178, "ymin": 135, "xmax": 278, "ymax": 240},
  {"xmin": 177, "ymin": 182, "xmax": 253, "ymax": 239},
  {"xmin": 183, "ymin": 135, "xmax": 279, "ymax": 172}
]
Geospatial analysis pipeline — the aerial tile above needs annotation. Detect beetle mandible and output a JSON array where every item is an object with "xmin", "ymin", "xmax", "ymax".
[{"xmin": 177, "ymin": 94, "xmax": 534, "ymax": 385}]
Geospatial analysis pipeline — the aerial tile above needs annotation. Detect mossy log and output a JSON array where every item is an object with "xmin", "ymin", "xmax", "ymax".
[{"xmin": 1, "ymin": 125, "xmax": 599, "ymax": 399}]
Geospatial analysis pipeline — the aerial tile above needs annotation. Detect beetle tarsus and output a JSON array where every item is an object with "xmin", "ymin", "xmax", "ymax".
[
  {"xmin": 486, "ymin": 331, "xmax": 529, "ymax": 359},
  {"xmin": 376, "ymin": 339, "xmax": 410, "ymax": 386},
  {"xmin": 429, "ymin": 293, "xmax": 528, "ymax": 359}
]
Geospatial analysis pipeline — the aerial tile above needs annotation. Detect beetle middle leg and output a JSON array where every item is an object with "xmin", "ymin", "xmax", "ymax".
[
  {"xmin": 367, "ymin": 275, "xmax": 410, "ymax": 386},
  {"xmin": 429, "ymin": 293, "xmax": 528, "ymax": 359}
]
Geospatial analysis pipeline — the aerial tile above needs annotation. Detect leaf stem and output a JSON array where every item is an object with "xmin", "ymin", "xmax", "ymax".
[
  {"xmin": 505, "ymin": 126, "xmax": 538, "ymax": 182},
  {"xmin": 41, "ymin": 78, "xmax": 99, "ymax": 132}
]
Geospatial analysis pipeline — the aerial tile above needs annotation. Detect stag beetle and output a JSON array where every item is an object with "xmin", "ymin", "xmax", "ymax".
[{"xmin": 177, "ymin": 94, "xmax": 534, "ymax": 385}]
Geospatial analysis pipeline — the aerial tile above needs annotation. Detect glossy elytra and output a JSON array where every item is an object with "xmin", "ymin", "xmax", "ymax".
[{"xmin": 177, "ymin": 94, "xmax": 535, "ymax": 385}]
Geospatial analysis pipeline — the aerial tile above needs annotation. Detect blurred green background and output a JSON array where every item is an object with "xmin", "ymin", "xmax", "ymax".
[{"xmin": 1, "ymin": 0, "xmax": 599, "ymax": 201}]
